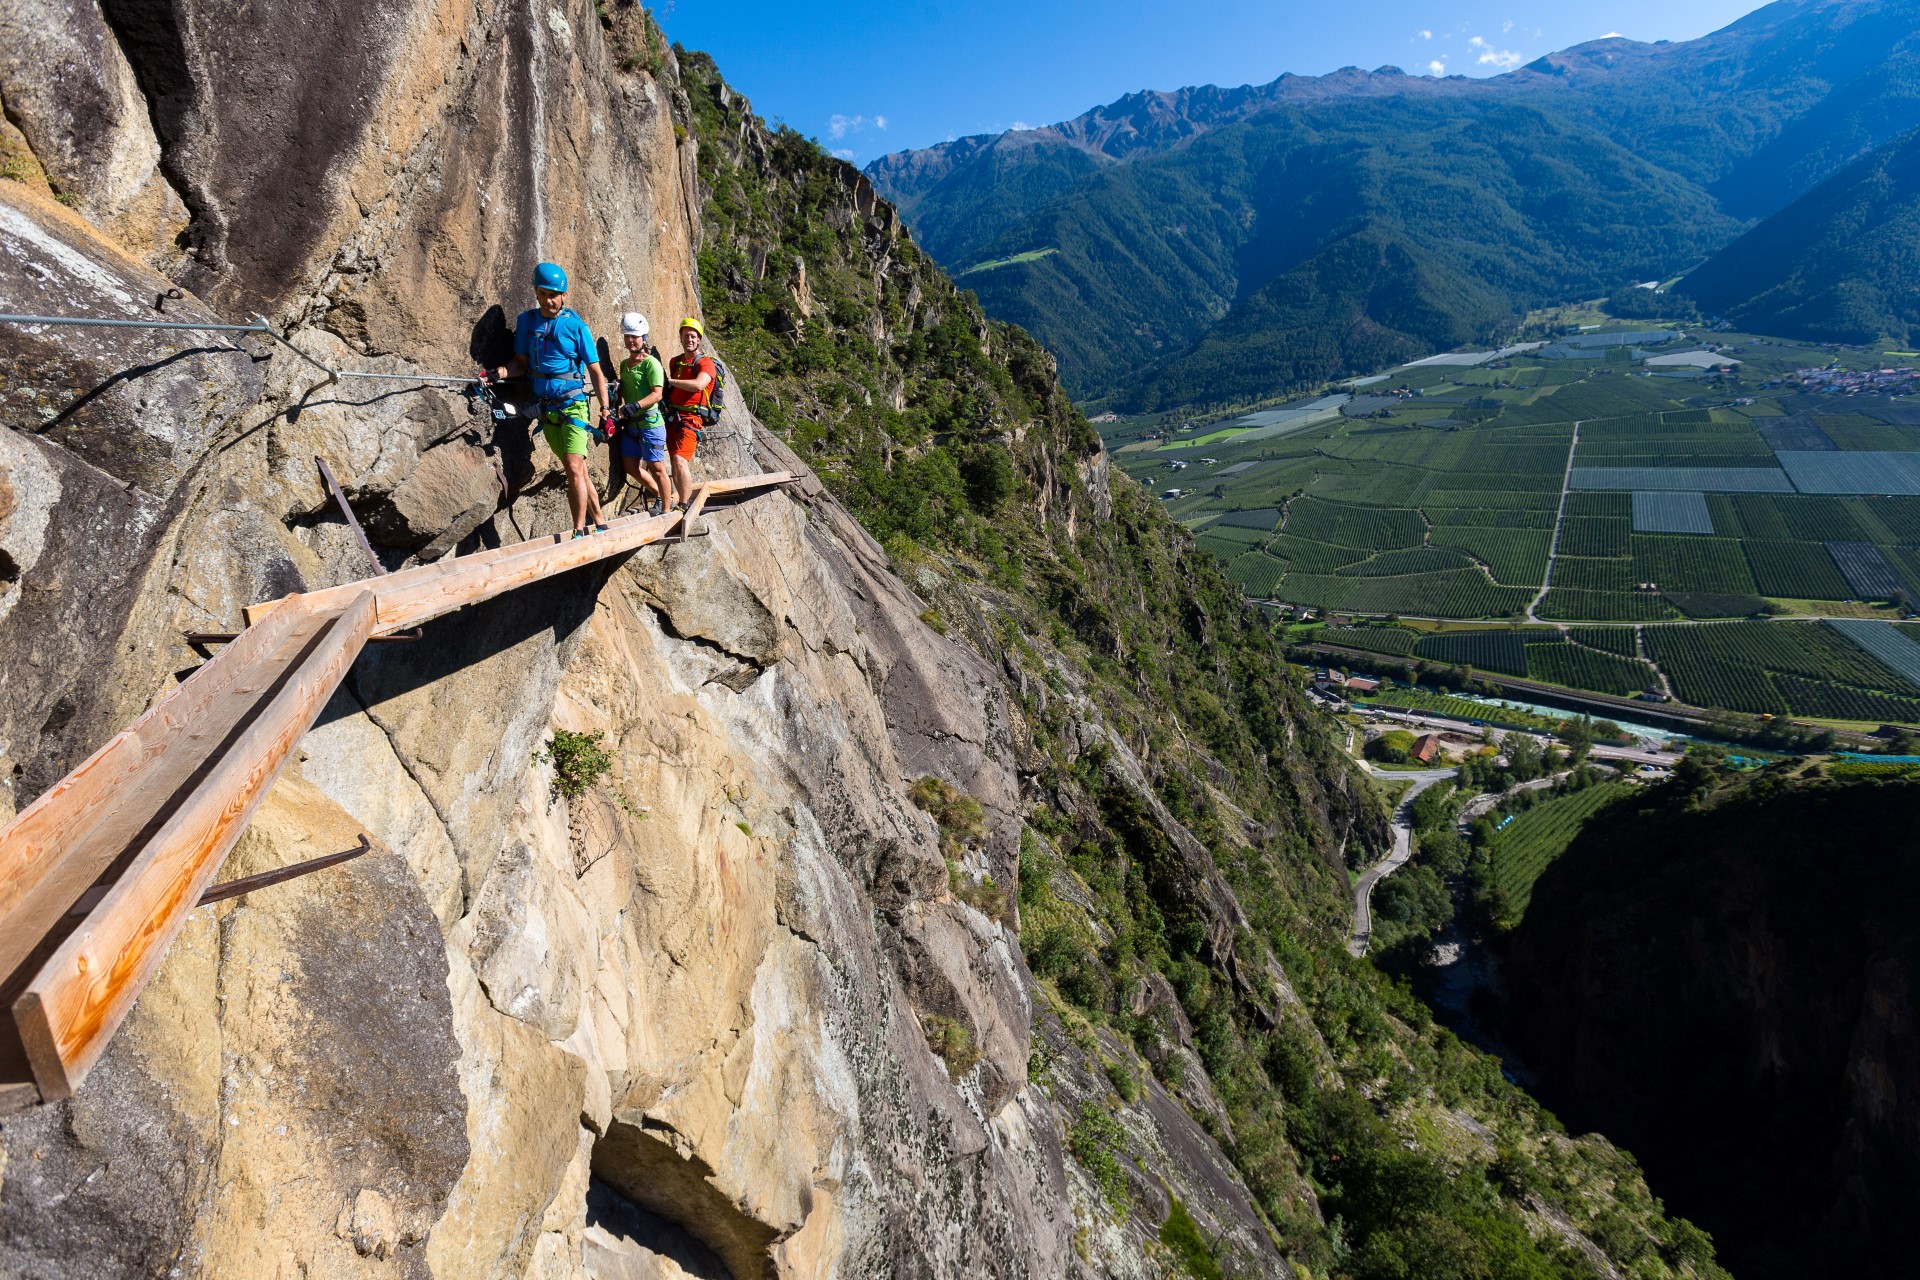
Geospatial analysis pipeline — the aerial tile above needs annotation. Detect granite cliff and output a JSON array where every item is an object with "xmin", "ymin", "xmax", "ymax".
[{"xmin": 0, "ymin": 3, "xmax": 1729, "ymax": 1277}]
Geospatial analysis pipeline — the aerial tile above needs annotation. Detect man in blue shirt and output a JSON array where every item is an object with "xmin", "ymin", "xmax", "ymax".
[{"xmin": 483, "ymin": 262, "xmax": 613, "ymax": 536}]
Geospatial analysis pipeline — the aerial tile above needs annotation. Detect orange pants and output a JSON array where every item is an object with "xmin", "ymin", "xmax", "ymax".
[{"xmin": 667, "ymin": 417, "xmax": 699, "ymax": 459}]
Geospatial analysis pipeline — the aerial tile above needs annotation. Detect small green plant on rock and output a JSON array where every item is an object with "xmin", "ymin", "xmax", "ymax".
[
  {"xmin": 1102, "ymin": 1054, "xmax": 1143, "ymax": 1104},
  {"xmin": 922, "ymin": 1013, "xmax": 979, "ymax": 1076},
  {"xmin": 533, "ymin": 728, "xmax": 616, "ymax": 800},
  {"xmin": 1067, "ymin": 1099, "xmax": 1131, "ymax": 1217},
  {"xmin": 1158, "ymin": 1196, "xmax": 1224, "ymax": 1280},
  {"xmin": 946, "ymin": 857, "xmax": 1011, "ymax": 922},
  {"xmin": 909, "ymin": 775, "xmax": 985, "ymax": 854}
]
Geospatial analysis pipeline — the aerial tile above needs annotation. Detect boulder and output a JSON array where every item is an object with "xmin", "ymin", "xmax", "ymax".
[{"xmin": 361, "ymin": 440, "xmax": 500, "ymax": 561}]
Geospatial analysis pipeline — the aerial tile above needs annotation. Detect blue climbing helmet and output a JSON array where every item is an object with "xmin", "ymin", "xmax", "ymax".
[{"xmin": 533, "ymin": 261, "xmax": 568, "ymax": 292}]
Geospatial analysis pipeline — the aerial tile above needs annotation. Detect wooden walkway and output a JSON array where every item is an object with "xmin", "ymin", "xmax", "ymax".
[{"xmin": 0, "ymin": 472, "xmax": 790, "ymax": 1108}]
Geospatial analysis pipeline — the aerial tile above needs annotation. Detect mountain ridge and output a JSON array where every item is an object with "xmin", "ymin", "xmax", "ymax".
[
  {"xmin": 1682, "ymin": 123, "xmax": 1920, "ymax": 344},
  {"xmin": 867, "ymin": 0, "xmax": 1920, "ymax": 407}
]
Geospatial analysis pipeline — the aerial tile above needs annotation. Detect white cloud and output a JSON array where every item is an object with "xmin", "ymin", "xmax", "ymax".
[
  {"xmin": 1601, "ymin": 30, "xmax": 1624, "ymax": 37},
  {"xmin": 1478, "ymin": 46, "xmax": 1525, "ymax": 68},
  {"xmin": 1428, "ymin": 59, "xmax": 1447, "ymax": 75},
  {"xmin": 1418, "ymin": 28, "xmax": 1432, "ymax": 39},
  {"xmin": 1009, "ymin": 121, "xmax": 1033, "ymax": 132},
  {"xmin": 828, "ymin": 113, "xmax": 886, "ymax": 140},
  {"xmin": 1502, "ymin": 19, "xmax": 1513, "ymax": 33},
  {"xmin": 832, "ymin": 148, "xmax": 856, "ymax": 159}
]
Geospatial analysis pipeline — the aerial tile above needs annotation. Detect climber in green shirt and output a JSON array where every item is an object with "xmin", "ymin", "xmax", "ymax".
[{"xmin": 613, "ymin": 313, "xmax": 671, "ymax": 515}]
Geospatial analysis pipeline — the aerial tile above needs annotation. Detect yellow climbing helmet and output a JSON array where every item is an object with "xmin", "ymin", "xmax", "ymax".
[{"xmin": 679, "ymin": 316, "xmax": 705, "ymax": 336}]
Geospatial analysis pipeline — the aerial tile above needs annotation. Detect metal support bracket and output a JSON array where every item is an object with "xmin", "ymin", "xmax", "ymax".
[
  {"xmin": 64, "ymin": 835, "xmax": 374, "ymax": 918},
  {"xmin": 316, "ymin": 455, "xmax": 383, "ymax": 577},
  {"xmin": 198, "ymin": 834, "xmax": 374, "ymax": 905},
  {"xmin": 313, "ymin": 455, "xmax": 424, "ymax": 639}
]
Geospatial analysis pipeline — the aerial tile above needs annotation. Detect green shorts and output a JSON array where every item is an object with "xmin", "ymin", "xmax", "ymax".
[{"xmin": 539, "ymin": 400, "xmax": 594, "ymax": 457}]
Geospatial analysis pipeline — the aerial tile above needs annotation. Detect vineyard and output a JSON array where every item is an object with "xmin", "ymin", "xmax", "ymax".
[
  {"xmin": 1770, "ymin": 675, "xmax": 1920, "ymax": 724},
  {"xmin": 1225, "ymin": 552, "xmax": 1286, "ymax": 597},
  {"xmin": 1743, "ymin": 540, "xmax": 1852, "ymax": 599},
  {"xmin": 1732, "ymin": 493, "xmax": 1869, "ymax": 542},
  {"xmin": 1485, "ymin": 783, "xmax": 1634, "ymax": 918},
  {"xmin": 1342, "ymin": 546, "xmax": 1475, "ymax": 576},
  {"xmin": 1411, "ymin": 630, "xmax": 1529, "ymax": 676},
  {"xmin": 1557, "ymin": 517, "xmax": 1632, "ymax": 558},
  {"xmin": 1538, "ymin": 588, "xmax": 1679, "ymax": 622},
  {"xmin": 1354, "ymin": 690, "xmax": 1569, "ymax": 733},
  {"xmin": 1196, "ymin": 525, "xmax": 1270, "ymax": 560},
  {"xmin": 1663, "ymin": 591, "xmax": 1769, "ymax": 619},
  {"xmin": 1827, "ymin": 619, "xmax": 1920, "ymax": 686},
  {"xmin": 1283, "ymin": 497, "xmax": 1427, "ymax": 549},
  {"xmin": 1644, "ymin": 622, "xmax": 1920, "ymax": 722},
  {"xmin": 1630, "ymin": 536, "xmax": 1758, "ymax": 594},
  {"xmin": 1526, "ymin": 642, "xmax": 1655, "ymax": 695},
  {"xmin": 1129, "ymin": 338, "xmax": 1920, "ymax": 717},
  {"xmin": 1568, "ymin": 626, "xmax": 1639, "ymax": 657},
  {"xmin": 1828, "ymin": 760, "xmax": 1920, "ymax": 778},
  {"xmin": 1317, "ymin": 626, "xmax": 1420, "ymax": 656},
  {"xmin": 1428, "ymin": 526, "xmax": 1552, "ymax": 584},
  {"xmin": 1553, "ymin": 557, "xmax": 1638, "ymax": 592},
  {"xmin": 1268, "ymin": 535, "xmax": 1361, "ymax": 574}
]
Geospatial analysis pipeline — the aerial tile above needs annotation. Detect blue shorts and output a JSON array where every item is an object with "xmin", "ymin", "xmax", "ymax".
[{"xmin": 619, "ymin": 426, "xmax": 668, "ymax": 463}]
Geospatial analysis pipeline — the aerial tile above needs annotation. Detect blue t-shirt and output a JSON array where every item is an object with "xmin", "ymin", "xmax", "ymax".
[{"xmin": 513, "ymin": 307, "xmax": 596, "ymax": 407}]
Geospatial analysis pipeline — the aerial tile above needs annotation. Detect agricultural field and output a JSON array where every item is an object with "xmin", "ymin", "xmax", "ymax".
[
  {"xmin": 1351, "ymin": 690, "xmax": 1569, "ymax": 734},
  {"xmin": 1121, "ymin": 322, "xmax": 1920, "ymax": 723},
  {"xmin": 1484, "ymin": 783, "xmax": 1635, "ymax": 918},
  {"xmin": 1524, "ymin": 642, "xmax": 1656, "ymax": 695}
]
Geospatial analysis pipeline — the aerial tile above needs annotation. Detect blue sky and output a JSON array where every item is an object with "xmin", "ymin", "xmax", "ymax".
[{"xmin": 658, "ymin": 1, "xmax": 1769, "ymax": 164}]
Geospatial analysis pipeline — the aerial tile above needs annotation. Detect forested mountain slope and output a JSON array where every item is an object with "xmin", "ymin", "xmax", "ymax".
[
  {"xmin": 868, "ymin": 0, "xmax": 1920, "ymax": 408},
  {"xmin": 1682, "ymin": 125, "xmax": 1920, "ymax": 344},
  {"xmin": 1506, "ymin": 767, "xmax": 1920, "ymax": 1280},
  {"xmin": 0, "ymin": 0, "xmax": 1742, "ymax": 1265},
  {"xmin": 679, "ymin": 46, "xmax": 1733, "ymax": 1279}
]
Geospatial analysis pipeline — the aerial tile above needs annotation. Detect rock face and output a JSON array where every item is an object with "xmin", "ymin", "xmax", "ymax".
[
  {"xmin": 1505, "ymin": 778, "xmax": 1920, "ymax": 1280},
  {"xmin": 0, "ymin": 4, "xmax": 1304, "ymax": 1277}
]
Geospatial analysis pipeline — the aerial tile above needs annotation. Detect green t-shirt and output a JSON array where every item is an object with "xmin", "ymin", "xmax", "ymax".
[{"xmin": 618, "ymin": 355, "xmax": 666, "ymax": 431}]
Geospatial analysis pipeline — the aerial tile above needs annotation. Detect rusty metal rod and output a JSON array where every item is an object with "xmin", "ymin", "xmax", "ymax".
[
  {"xmin": 316, "ymin": 455, "xmax": 385, "ymax": 578},
  {"xmin": 197, "ymin": 834, "xmax": 374, "ymax": 905},
  {"xmin": 63, "ymin": 834, "xmax": 374, "ymax": 917}
]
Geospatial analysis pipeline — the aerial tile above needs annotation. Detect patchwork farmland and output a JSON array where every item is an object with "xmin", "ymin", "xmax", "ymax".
[{"xmin": 1113, "ymin": 326, "xmax": 1920, "ymax": 726}]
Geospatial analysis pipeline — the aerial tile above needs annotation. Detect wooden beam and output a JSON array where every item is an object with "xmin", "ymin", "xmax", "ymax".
[
  {"xmin": 0, "ymin": 471, "xmax": 795, "ymax": 1102},
  {"xmin": 12, "ymin": 593, "xmax": 377, "ymax": 1100},
  {"xmin": 245, "ymin": 471, "xmax": 791, "ymax": 630},
  {"xmin": 674, "ymin": 482, "xmax": 712, "ymax": 544},
  {"xmin": 0, "ymin": 602, "xmax": 310, "ymax": 988}
]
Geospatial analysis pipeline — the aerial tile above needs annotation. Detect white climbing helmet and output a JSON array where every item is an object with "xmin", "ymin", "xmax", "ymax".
[{"xmin": 621, "ymin": 312, "xmax": 649, "ymax": 338}]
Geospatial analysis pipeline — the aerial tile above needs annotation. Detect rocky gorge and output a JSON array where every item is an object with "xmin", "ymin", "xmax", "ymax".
[{"xmin": 1, "ymin": 3, "xmax": 1734, "ymax": 1278}]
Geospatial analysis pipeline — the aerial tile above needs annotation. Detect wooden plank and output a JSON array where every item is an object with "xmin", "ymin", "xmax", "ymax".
[
  {"xmin": 364, "ymin": 472, "xmax": 793, "ymax": 634},
  {"xmin": 244, "ymin": 472, "xmax": 792, "ymax": 629},
  {"xmin": 370, "ymin": 509, "xmax": 683, "ymax": 632},
  {"xmin": 13, "ymin": 592, "xmax": 377, "ymax": 1100},
  {"xmin": 674, "ymin": 482, "xmax": 712, "ymax": 543},
  {"xmin": 0, "ymin": 602, "xmax": 312, "ymax": 986}
]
